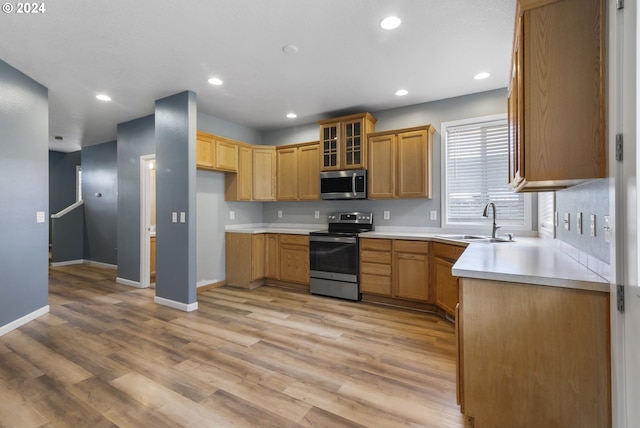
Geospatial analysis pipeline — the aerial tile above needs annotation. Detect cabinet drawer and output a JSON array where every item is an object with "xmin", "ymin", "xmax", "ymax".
[
  {"xmin": 279, "ymin": 234, "xmax": 308, "ymax": 246},
  {"xmin": 361, "ymin": 274, "xmax": 392, "ymax": 296},
  {"xmin": 361, "ymin": 250, "xmax": 391, "ymax": 264},
  {"xmin": 433, "ymin": 242, "xmax": 466, "ymax": 261},
  {"xmin": 361, "ymin": 262, "xmax": 391, "ymax": 276},
  {"xmin": 361, "ymin": 238, "xmax": 391, "ymax": 251},
  {"xmin": 393, "ymin": 240, "xmax": 430, "ymax": 254}
]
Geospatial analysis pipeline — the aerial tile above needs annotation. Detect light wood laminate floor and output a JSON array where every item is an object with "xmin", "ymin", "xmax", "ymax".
[{"xmin": 0, "ymin": 264, "xmax": 463, "ymax": 428}]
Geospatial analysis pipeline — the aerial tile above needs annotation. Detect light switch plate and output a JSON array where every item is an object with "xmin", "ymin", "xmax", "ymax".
[
  {"xmin": 171, "ymin": 212, "xmax": 177, "ymax": 223},
  {"xmin": 229, "ymin": 211, "xmax": 235, "ymax": 220},
  {"xmin": 36, "ymin": 211, "xmax": 45, "ymax": 223},
  {"xmin": 180, "ymin": 212, "xmax": 186, "ymax": 223},
  {"xmin": 278, "ymin": 210, "xmax": 283, "ymax": 218},
  {"xmin": 590, "ymin": 215, "xmax": 596, "ymax": 237},
  {"xmin": 314, "ymin": 211, "xmax": 320, "ymax": 219},
  {"xmin": 604, "ymin": 215, "xmax": 611, "ymax": 243},
  {"xmin": 564, "ymin": 213, "xmax": 570, "ymax": 231}
]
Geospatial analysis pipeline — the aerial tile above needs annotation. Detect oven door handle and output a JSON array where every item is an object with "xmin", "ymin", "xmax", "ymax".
[{"xmin": 309, "ymin": 236, "xmax": 357, "ymax": 244}]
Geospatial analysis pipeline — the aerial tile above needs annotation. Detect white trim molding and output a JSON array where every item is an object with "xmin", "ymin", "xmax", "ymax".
[
  {"xmin": 116, "ymin": 277, "xmax": 145, "ymax": 288},
  {"xmin": 50, "ymin": 259, "xmax": 85, "ymax": 267},
  {"xmin": 154, "ymin": 296, "xmax": 198, "ymax": 312},
  {"xmin": 0, "ymin": 305, "xmax": 50, "ymax": 337}
]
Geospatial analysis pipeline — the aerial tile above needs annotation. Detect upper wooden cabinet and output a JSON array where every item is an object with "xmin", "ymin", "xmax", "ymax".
[
  {"xmin": 508, "ymin": 0, "xmax": 606, "ymax": 192},
  {"xmin": 226, "ymin": 145, "xmax": 276, "ymax": 201},
  {"xmin": 318, "ymin": 113, "xmax": 376, "ymax": 171},
  {"xmin": 196, "ymin": 131, "xmax": 239, "ymax": 172},
  {"xmin": 276, "ymin": 142, "xmax": 320, "ymax": 201},
  {"xmin": 252, "ymin": 146, "xmax": 276, "ymax": 201},
  {"xmin": 367, "ymin": 126, "xmax": 434, "ymax": 199}
]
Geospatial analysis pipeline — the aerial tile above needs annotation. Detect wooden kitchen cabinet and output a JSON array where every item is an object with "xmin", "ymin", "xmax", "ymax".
[
  {"xmin": 196, "ymin": 131, "xmax": 239, "ymax": 172},
  {"xmin": 276, "ymin": 142, "xmax": 320, "ymax": 201},
  {"xmin": 265, "ymin": 233, "xmax": 279, "ymax": 279},
  {"xmin": 433, "ymin": 242, "xmax": 465, "ymax": 316},
  {"xmin": 508, "ymin": 0, "xmax": 606, "ymax": 192},
  {"xmin": 278, "ymin": 234, "xmax": 309, "ymax": 285},
  {"xmin": 252, "ymin": 146, "xmax": 276, "ymax": 200},
  {"xmin": 392, "ymin": 240, "xmax": 431, "ymax": 302},
  {"xmin": 276, "ymin": 146, "xmax": 298, "ymax": 200},
  {"xmin": 367, "ymin": 126, "xmax": 434, "ymax": 199},
  {"xmin": 318, "ymin": 112, "xmax": 376, "ymax": 171},
  {"xmin": 225, "ymin": 232, "xmax": 265, "ymax": 289},
  {"xmin": 360, "ymin": 238, "xmax": 392, "ymax": 296},
  {"xmin": 225, "ymin": 144, "xmax": 252, "ymax": 201},
  {"xmin": 458, "ymin": 277, "xmax": 610, "ymax": 427},
  {"xmin": 150, "ymin": 236, "xmax": 156, "ymax": 282}
]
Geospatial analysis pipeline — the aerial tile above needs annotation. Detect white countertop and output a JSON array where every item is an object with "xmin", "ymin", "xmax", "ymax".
[
  {"xmin": 452, "ymin": 237, "xmax": 609, "ymax": 292},
  {"xmin": 225, "ymin": 224, "xmax": 322, "ymax": 235}
]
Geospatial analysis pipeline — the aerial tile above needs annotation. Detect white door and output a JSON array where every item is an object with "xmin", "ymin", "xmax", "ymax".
[
  {"xmin": 611, "ymin": 1, "xmax": 640, "ymax": 426},
  {"xmin": 140, "ymin": 154, "xmax": 155, "ymax": 289}
]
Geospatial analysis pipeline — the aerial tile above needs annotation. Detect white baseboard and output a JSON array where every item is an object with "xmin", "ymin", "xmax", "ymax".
[
  {"xmin": 116, "ymin": 277, "xmax": 145, "ymax": 288},
  {"xmin": 154, "ymin": 296, "xmax": 198, "ymax": 312},
  {"xmin": 50, "ymin": 259, "xmax": 84, "ymax": 267},
  {"xmin": 0, "ymin": 305, "xmax": 50, "ymax": 337},
  {"xmin": 197, "ymin": 279, "xmax": 223, "ymax": 288},
  {"xmin": 50, "ymin": 259, "xmax": 117, "ymax": 270}
]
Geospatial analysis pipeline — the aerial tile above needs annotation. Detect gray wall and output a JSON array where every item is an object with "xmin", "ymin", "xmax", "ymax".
[
  {"xmin": 155, "ymin": 91, "xmax": 197, "ymax": 306},
  {"xmin": 196, "ymin": 112, "xmax": 263, "ymax": 285},
  {"xmin": 0, "ymin": 58, "xmax": 49, "ymax": 328},
  {"xmin": 82, "ymin": 141, "xmax": 118, "ymax": 265},
  {"xmin": 555, "ymin": 178, "xmax": 610, "ymax": 263},
  {"xmin": 117, "ymin": 115, "xmax": 155, "ymax": 282},
  {"xmin": 261, "ymin": 89, "xmax": 509, "ymax": 229}
]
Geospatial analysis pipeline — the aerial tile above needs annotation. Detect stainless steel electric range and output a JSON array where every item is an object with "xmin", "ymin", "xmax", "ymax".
[{"xmin": 309, "ymin": 212, "xmax": 373, "ymax": 301}]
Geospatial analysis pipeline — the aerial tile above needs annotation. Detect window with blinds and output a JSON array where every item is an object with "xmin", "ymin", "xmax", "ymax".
[{"xmin": 443, "ymin": 115, "xmax": 526, "ymax": 226}]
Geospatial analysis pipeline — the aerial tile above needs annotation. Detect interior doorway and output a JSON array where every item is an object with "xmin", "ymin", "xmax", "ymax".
[{"xmin": 140, "ymin": 154, "xmax": 156, "ymax": 289}]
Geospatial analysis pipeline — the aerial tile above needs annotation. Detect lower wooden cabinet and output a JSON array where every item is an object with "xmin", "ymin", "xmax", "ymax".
[
  {"xmin": 360, "ymin": 238, "xmax": 392, "ymax": 295},
  {"xmin": 433, "ymin": 242, "xmax": 466, "ymax": 315},
  {"xmin": 392, "ymin": 240, "xmax": 430, "ymax": 302},
  {"xmin": 265, "ymin": 233, "xmax": 279, "ymax": 279},
  {"xmin": 360, "ymin": 238, "xmax": 431, "ymax": 303},
  {"xmin": 278, "ymin": 234, "xmax": 309, "ymax": 285},
  {"xmin": 226, "ymin": 232, "xmax": 308, "ymax": 288},
  {"xmin": 225, "ymin": 233, "xmax": 265, "ymax": 289},
  {"xmin": 458, "ymin": 277, "xmax": 610, "ymax": 428}
]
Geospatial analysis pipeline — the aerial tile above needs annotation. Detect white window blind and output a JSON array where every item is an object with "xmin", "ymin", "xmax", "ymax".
[{"xmin": 445, "ymin": 118, "xmax": 525, "ymax": 225}]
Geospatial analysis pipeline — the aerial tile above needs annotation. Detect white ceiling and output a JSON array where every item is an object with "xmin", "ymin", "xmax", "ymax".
[{"xmin": 0, "ymin": 0, "xmax": 516, "ymax": 152}]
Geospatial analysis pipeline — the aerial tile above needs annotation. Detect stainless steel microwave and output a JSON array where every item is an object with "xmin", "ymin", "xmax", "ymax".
[{"xmin": 320, "ymin": 169, "xmax": 367, "ymax": 200}]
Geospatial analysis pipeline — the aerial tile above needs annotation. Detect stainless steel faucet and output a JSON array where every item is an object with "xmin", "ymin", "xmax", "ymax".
[{"xmin": 482, "ymin": 202, "xmax": 500, "ymax": 239}]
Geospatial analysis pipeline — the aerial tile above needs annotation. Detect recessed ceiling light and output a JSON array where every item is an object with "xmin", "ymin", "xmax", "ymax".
[
  {"xmin": 286, "ymin": 113, "xmax": 297, "ymax": 119},
  {"xmin": 208, "ymin": 77, "xmax": 223, "ymax": 85},
  {"xmin": 96, "ymin": 94, "xmax": 111, "ymax": 102},
  {"xmin": 380, "ymin": 16, "xmax": 401, "ymax": 30},
  {"xmin": 474, "ymin": 72, "xmax": 491, "ymax": 80},
  {"xmin": 282, "ymin": 45, "xmax": 299, "ymax": 55},
  {"xmin": 395, "ymin": 89, "xmax": 408, "ymax": 96}
]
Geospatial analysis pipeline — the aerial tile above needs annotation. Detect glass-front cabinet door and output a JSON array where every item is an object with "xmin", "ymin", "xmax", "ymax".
[
  {"xmin": 320, "ymin": 123, "xmax": 340, "ymax": 170},
  {"xmin": 342, "ymin": 119, "xmax": 364, "ymax": 169},
  {"xmin": 318, "ymin": 113, "xmax": 376, "ymax": 171}
]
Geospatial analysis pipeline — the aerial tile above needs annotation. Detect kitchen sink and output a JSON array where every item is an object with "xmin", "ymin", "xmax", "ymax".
[{"xmin": 436, "ymin": 234, "xmax": 514, "ymax": 243}]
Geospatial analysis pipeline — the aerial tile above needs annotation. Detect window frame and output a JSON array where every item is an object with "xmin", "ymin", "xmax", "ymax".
[{"xmin": 441, "ymin": 114, "xmax": 532, "ymax": 231}]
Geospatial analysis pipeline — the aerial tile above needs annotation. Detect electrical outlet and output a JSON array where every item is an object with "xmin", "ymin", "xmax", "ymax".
[
  {"xmin": 229, "ymin": 211, "xmax": 235, "ymax": 220},
  {"xmin": 604, "ymin": 215, "xmax": 611, "ymax": 243},
  {"xmin": 564, "ymin": 213, "xmax": 570, "ymax": 231},
  {"xmin": 430, "ymin": 211, "xmax": 437, "ymax": 221},
  {"xmin": 590, "ymin": 215, "xmax": 596, "ymax": 237},
  {"xmin": 383, "ymin": 211, "xmax": 390, "ymax": 220},
  {"xmin": 278, "ymin": 210, "xmax": 283, "ymax": 218},
  {"xmin": 576, "ymin": 212, "xmax": 582, "ymax": 235},
  {"xmin": 314, "ymin": 211, "xmax": 320, "ymax": 219},
  {"xmin": 36, "ymin": 211, "xmax": 45, "ymax": 223}
]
